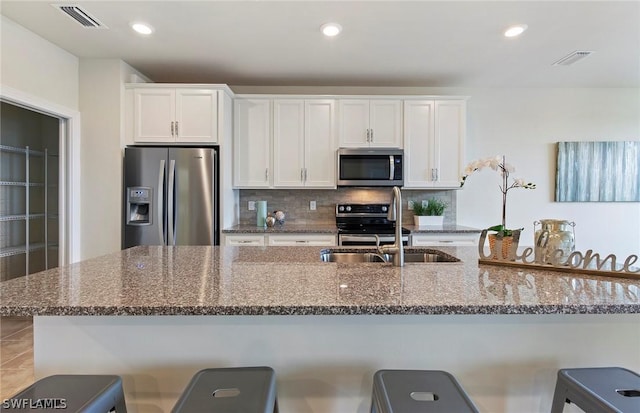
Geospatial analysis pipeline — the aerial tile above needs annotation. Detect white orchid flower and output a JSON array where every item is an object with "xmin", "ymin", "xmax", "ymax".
[{"xmin": 488, "ymin": 156, "xmax": 501, "ymax": 170}]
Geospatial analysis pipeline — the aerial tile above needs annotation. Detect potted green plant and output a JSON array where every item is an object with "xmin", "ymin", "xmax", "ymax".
[{"xmin": 412, "ymin": 198, "xmax": 447, "ymax": 227}]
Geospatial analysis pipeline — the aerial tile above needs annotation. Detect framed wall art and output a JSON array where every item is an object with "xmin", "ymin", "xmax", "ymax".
[{"xmin": 555, "ymin": 141, "xmax": 639, "ymax": 202}]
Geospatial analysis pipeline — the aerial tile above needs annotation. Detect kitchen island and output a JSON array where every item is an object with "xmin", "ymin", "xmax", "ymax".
[{"xmin": 1, "ymin": 245, "xmax": 639, "ymax": 412}]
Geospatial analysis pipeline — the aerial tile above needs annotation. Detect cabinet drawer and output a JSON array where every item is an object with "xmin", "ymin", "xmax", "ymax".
[
  {"xmin": 267, "ymin": 234, "xmax": 337, "ymax": 246},
  {"xmin": 223, "ymin": 234, "xmax": 265, "ymax": 246},
  {"xmin": 411, "ymin": 233, "xmax": 479, "ymax": 247}
]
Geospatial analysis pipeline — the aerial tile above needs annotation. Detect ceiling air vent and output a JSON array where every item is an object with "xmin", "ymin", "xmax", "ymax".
[
  {"xmin": 53, "ymin": 4, "xmax": 107, "ymax": 28},
  {"xmin": 552, "ymin": 51, "xmax": 593, "ymax": 66}
]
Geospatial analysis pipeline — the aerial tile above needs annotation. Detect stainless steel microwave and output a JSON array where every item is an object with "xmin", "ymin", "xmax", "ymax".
[{"xmin": 337, "ymin": 148, "xmax": 404, "ymax": 187}]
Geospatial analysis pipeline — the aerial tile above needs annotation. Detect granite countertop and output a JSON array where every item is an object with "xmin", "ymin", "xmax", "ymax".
[
  {"xmin": 222, "ymin": 224, "xmax": 481, "ymax": 234},
  {"xmin": 1, "ymin": 246, "xmax": 638, "ymax": 316}
]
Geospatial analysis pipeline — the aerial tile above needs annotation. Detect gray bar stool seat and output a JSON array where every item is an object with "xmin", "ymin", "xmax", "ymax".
[
  {"xmin": 371, "ymin": 369, "xmax": 479, "ymax": 413},
  {"xmin": 172, "ymin": 366, "xmax": 278, "ymax": 413},
  {"xmin": 4, "ymin": 374, "xmax": 127, "ymax": 412},
  {"xmin": 550, "ymin": 367, "xmax": 640, "ymax": 413}
]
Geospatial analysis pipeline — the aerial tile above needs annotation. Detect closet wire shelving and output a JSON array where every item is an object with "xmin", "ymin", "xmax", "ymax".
[{"xmin": 0, "ymin": 144, "xmax": 58, "ymax": 276}]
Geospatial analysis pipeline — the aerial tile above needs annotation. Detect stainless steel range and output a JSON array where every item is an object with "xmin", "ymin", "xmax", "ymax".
[{"xmin": 335, "ymin": 203, "xmax": 410, "ymax": 246}]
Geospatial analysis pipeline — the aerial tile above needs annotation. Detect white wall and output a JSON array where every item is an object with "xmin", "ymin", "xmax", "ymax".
[
  {"xmin": 0, "ymin": 16, "xmax": 78, "ymax": 110},
  {"xmin": 78, "ymin": 59, "xmax": 149, "ymax": 260},
  {"xmin": 232, "ymin": 86, "xmax": 640, "ymax": 258},
  {"xmin": 459, "ymin": 88, "xmax": 640, "ymax": 258}
]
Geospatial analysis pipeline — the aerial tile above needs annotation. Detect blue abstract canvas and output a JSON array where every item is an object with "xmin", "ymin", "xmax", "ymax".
[{"xmin": 556, "ymin": 141, "xmax": 640, "ymax": 202}]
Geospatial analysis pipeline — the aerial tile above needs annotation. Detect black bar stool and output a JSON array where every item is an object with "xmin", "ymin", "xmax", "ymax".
[
  {"xmin": 371, "ymin": 369, "xmax": 479, "ymax": 413},
  {"xmin": 550, "ymin": 367, "xmax": 640, "ymax": 413},
  {"xmin": 172, "ymin": 366, "xmax": 278, "ymax": 413},
  {"xmin": 3, "ymin": 374, "xmax": 127, "ymax": 412}
]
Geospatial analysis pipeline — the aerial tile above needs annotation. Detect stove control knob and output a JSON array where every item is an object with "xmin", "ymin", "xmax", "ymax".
[
  {"xmin": 381, "ymin": 206, "xmax": 388, "ymax": 212},
  {"xmin": 338, "ymin": 206, "xmax": 344, "ymax": 212},
  {"xmin": 346, "ymin": 206, "xmax": 352, "ymax": 212}
]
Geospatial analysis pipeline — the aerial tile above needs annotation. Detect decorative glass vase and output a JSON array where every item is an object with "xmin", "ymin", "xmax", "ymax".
[{"xmin": 534, "ymin": 219, "xmax": 576, "ymax": 263}]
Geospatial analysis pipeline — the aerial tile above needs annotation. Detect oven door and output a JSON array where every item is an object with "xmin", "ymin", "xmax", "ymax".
[{"xmin": 338, "ymin": 234, "xmax": 409, "ymax": 246}]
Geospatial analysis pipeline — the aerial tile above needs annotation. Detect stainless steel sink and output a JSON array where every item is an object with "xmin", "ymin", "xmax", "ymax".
[
  {"xmin": 403, "ymin": 252, "xmax": 459, "ymax": 263},
  {"xmin": 320, "ymin": 250, "xmax": 460, "ymax": 263},
  {"xmin": 320, "ymin": 252, "xmax": 388, "ymax": 263}
]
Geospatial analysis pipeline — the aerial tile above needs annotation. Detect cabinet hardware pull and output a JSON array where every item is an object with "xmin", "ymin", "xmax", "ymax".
[
  {"xmin": 301, "ymin": 168, "xmax": 304, "ymax": 181},
  {"xmin": 431, "ymin": 168, "xmax": 437, "ymax": 181},
  {"xmin": 265, "ymin": 168, "xmax": 269, "ymax": 181},
  {"xmin": 371, "ymin": 129, "xmax": 374, "ymax": 142},
  {"xmin": 366, "ymin": 129, "xmax": 370, "ymax": 142},
  {"xmin": 175, "ymin": 121, "xmax": 179, "ymax": 137},
  {"xmin": 171, "ymin": 121, "xmax": 175, "ymax": 136},
  {"xmin": 304, "ymin": 168, "xmax": 308, "ymax": 182}
]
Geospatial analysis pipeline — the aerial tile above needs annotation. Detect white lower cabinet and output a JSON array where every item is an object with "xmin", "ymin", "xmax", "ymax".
[
  {"xmin": 267, "ymin": 234, "xmax": 337, "ymax": 246},
  {"xmin": 410, "ymin": 233, "xmax": 479, "ymax": 247},
  {"xmin": 223, "ymin": 234, "xmax": 266, "ymax": 246},
  {"xmin": 223, "ymin": 233, "xmax": 337, "ymax": 246}
]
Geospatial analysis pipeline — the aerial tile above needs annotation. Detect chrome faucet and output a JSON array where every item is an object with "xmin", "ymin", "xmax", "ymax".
[{"xmin": 378, "ymin": 186, "xmax": 405, "ymax": 267}]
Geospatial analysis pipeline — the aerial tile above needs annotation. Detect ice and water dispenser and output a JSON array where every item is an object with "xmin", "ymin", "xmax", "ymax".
[{"xmin": 126, "ymin": 187, "xmax": 152, "ymax": 225}]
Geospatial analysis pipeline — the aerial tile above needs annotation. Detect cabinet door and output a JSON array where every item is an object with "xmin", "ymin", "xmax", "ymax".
[
  {"xmin": 273, "ymin": 100, "xmax": 305, "ymax": 187},
  {"xmin": 411, "ymin": 233, "xmax": 478, "ymax": 247},
  {"xmin": 403, "ymin": 100, "xmax": 435, "ymax": 188},
  {"xmin": 338, "ymin": 100, "xmax": 370, "ymax": 147},
  {"xmin": 304, "ymin": 99, "xmax": 336, "ymax": 188},
  {"xmin": 369, "ymin": 100, "xmax": 402, "ymax": 147},
  {"xmin": 433, "ymin": 100, "xmax": 466, "ymax": 188},
  {"xmin": 267, "ymin": 234, "xmax": 337, "ymax": 246},
  {"xmin": 234, "ymin": 99, "xmax": 272, "ymax": 188},
  {"xmin": 223, "ymin": 234, "xmax": 265, "ymax": 246},
  {"xmin": 175, "ymin": 89, "xmax": 218, "ymax": 143},
  {"xmin": 133, "ymin": 89, "xmax": 175, "ymax": 142}
]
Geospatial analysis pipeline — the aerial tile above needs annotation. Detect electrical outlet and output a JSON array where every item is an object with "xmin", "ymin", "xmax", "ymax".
[
  {"xmin": 310, "ymin": 200, "xmax": 317, "ymax": 211},
  {"xmin": 248, "ymin": 201, "xmax": 256, "ymax": 211},
  {"xmin": 408, "ymin": 200, "xmax": 415, "ymax": 209},
  {"xmin": 422, "ymin": 200, "xmax": 428, "ymax": 208}
]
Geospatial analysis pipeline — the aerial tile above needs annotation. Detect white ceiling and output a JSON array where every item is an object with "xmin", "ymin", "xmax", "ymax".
[{"xmin": 2, "ymin": 1, "xmax": 639, "ymax": 87}]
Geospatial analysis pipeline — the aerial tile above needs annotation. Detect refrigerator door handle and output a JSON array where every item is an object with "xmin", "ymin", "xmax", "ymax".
[
  {"xmin": 168, "ymin": 159, "xmax": 176, "ymax": 245},
  {"xmin": 158, "ymin": 159, "xmax": 166, "ymax": 244}
]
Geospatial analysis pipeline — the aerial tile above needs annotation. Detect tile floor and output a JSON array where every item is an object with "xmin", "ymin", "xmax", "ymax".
[{"xmin": 0, "ymin": 316, "xmax": 34, "ymax": 400}]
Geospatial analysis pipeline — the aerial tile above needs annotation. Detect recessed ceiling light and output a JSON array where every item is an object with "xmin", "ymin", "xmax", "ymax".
[
  {"xmin": 131, "ymin": 22, "xmax": 153, "ymax": 35},
  {"xmin": 504, "ymin": 24, "xmax": 528, "ymax": 38},
  {"xmin": 321, "ymin": 23, "xmax": 342, "ymax": 37}
]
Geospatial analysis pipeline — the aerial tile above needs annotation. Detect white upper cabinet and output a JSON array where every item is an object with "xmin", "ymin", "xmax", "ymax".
[
  {"xmin": 234, "ymin": 99, "xmax": 272, "ymax": 188},
  {"xmin": 304, "ymin": 100, "xmax": 336, "ymax": 187},
  {"xmin": 404, "ymin": 99, "xmax": 466, "ymax": 188},
  {"xmin": 338, "ymin": 99, "xmax": 402, "ymax": 148},
  {"xmin": 133, "ymin": 88, "xmax": 218, "ymax": 143},
  {"xmin": 273, "ymin": 99, "xmax": 336, "ymax": 188}
]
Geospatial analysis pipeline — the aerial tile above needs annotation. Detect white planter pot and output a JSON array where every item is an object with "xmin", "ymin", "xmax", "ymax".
[{"xmin": 414, "ymin": 215, "xmax": 444, "ymax": 227}]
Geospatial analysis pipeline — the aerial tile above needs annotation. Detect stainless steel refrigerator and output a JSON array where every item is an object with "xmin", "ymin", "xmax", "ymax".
[{"xmin": 123, "ymin": 146, "xmax": 218, "ymax": 248}]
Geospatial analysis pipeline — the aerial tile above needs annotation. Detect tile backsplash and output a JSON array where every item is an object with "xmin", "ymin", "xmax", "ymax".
[{"xmin": 239, "ymin": 188, "xmax": 457, "ymax": 226}]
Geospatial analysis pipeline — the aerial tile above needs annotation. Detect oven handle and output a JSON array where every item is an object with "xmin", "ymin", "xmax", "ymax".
[{"xmin": 340, "ymin": 234, "xmax": 396, "ymax": 243}]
